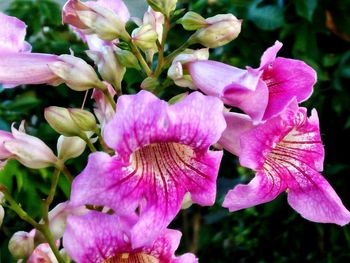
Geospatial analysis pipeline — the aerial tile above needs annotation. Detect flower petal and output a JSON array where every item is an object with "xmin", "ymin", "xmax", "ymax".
[
  {"xmin": 223, "ymin": 171, "xmax": 286, "ymax": 211},
  {"xmin": 262, "ymin": 57, "xmax": 316, "ymax": 120},
  {"xmin": 187, "ymin": 60, "xmax": 260, "ymax": 97},
  {"xmin": 259, "ymin": 40, "xmax": 283, "ymax": 69},
  {"xmin": 0, "ymin": 53, "xmax": 61, "ymax": 87},
  {"xmin": 0, "ymin": 12, "xmax": 31, "ymax": 53},
  {"xmin": 218, "ymin": 112, "xmax": 254, "ymax": 156}
]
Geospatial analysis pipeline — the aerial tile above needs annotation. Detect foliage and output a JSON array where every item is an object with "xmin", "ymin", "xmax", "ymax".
[{"xmin": 1, "ymin": 0, "xmax": 350, "ymax": 262}]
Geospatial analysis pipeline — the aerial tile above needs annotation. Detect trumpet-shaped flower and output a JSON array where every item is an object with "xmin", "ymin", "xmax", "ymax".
[
  {"xmin": 63, "ymin": 211, "xmax": 197, "ymax": 263},
  {"xmin": 222, "ymin": 100, "xmax": 350, "ymax": 225},
  {"xmin": 70, "ymin": 90, "xmax": 225, "ymax": 246},
  {"xmin": 187, "ymin": 41, "xmax": 316, "ymax": 122}
]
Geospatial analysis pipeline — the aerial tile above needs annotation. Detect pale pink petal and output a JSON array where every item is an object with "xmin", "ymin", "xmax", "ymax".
[
  {"xmin": 187, "ymin": 60, "xmax": 260, "ymax": 97},
  {"xmin": 218, "ymin": 112, "xmax": 254, "ymax": 156},
  {"xmin": 0, "ymin": 12, "xmax": 31, "ymax": 53},
  {"xmin": 0, "ymin": 130, "xmax": 13, "ymax": 158},
  {"xmin": 0, "ymin": 53, "xmax": 61, "ymax": 87}
]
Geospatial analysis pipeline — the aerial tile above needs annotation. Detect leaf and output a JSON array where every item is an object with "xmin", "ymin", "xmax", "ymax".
[
  {"xmin": 294, "ymin": 0, "xmax": 318, "ymax": 21},
  {"xmin": 248, "ymin": 1, "xmax": 285, "ymax": 31}
]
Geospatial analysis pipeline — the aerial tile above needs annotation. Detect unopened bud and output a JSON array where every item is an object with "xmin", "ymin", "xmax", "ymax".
[
  {"xmin": 8, "ymin": 231, "xmax": 34, "ymax": 259},
  {"xmin": 86, "ymin": 46, "xmax": 126, "ymax": 91},
  {"xmin": 57, "ymin": 135, "xmax": 86, "ymax": 161},
  {"xmin": 141, "ymin": 77, "xmax": 159, "ymax": 91},
  {"xmin": 60, "ymin": 248, "xmax": 71, "ymax": 263},
  {"xmin": 168, "ymin": 48, "xmax": 209, "ymax": 88},
  {"xmin": 116, "ymin": 49, "xmax": 141, "ymax": 70},
  {"xmin": 168, "ymin": 92, "xmax": 189, "ymax": 105},
  {"xmin": 45, "ymin": 106, "xmax": 81, "ymax": 137},
  {"xmin": 68, "ymin": 109, "xmax": 97, "ymax": 132},
  {"xmin": 194, "ymin": 14, "xmax": 242, "ymax": 48},
  {"xmin": 77, "ymin": 5, "xmax": 129, "ymax": 41},
  {"xmin": 132, "ymin": 24, "xmax": 158, "ymax": 51},
  {"xmin": 4, "ymin": 123, "xmax": 58, "ymax": 169},
  {"xmin": 48, "ymin": 55, "xmax": 105, "ymax": 92},
  {"xmin": 178, "ymin": 11, "xmax": 206, "ymax": 30},
  {"xmin": 147, "ymin": 0, "xmax": 177, "ymax": 17}
]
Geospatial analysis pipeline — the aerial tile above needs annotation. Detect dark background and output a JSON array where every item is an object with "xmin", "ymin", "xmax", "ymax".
[{"xmin": 1, "ymin": 0, "xmax": 350, "ymax": 262}]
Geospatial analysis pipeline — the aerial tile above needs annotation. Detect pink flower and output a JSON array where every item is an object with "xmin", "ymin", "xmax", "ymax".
[
  {"xmin": 92, "ymin": 82, "xmax": 116, "ymax": 129},
  {"xmin": 63, "ymin": 211, "xmax": 197, "ymax": 263},
  {"xmin": 222, "ymin": 100, "xmax": 350, "ymax": 225},
  {"xmin": 187, "ymin": 41, "xmax": 316, "ymax": 122},
  {"xmin": 69, "ymin": 90, "xmax": 226, "ymax": 246}
]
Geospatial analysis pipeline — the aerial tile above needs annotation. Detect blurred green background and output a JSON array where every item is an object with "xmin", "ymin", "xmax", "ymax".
[{"xmin": 1, "ymin": 0, "xmax": 350, "ymax": 262}]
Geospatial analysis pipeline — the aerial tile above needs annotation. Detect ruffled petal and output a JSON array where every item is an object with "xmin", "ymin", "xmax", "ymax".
[
  {"xmin": 0, "ymin": 53, "xmax": 61, "ymax": 87},
  {"xmin": 223, "ymin": 171, "xmax": 287, "ymax": 211},
  {"xmin": 218, "ymin": 112, "xmax": 254, "ymax": 156},
  {"xmin": 0, "ymin": 12, "xmax": 30, "ymax": 52},
  {"xmin": 262, "ymin": 57, "xmax": 316, "ymax": 120},
  {"xmin": 63, "ymin": 211, "xmax": 135, "ymax": 263}
]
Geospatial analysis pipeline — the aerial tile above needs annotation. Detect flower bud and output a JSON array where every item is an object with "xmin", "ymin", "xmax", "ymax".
[
  {"xmin": 45, "ymin": 106, "xmax": 81, "ymax": 137},
  {"xmin": 4, "ymin": 123, "xmax": 58, "ymax": 169},
  {"xmin": 168, "ymin": 48, "xmax": 209, "ymax": 88},
  {"xmin": 168, "ymin": 92, "xmax": 189, "ymax": 105},
  {"xmin": 63, "ymin": 0, "xmax": 129, "ymax": 41},
  {"xmin": 194, "ymin": 14, "xmax": 242, "ymax": 48},
  {"xmin": 147, "ymin": 0, "xmax": 177, "ymax": 17},
  {"xmin": 57, "ymin": 135, "xmax": 86, "ymax": 161},
  {"xmin": 8, "ymin": 231, "xmax": 34, "ymax": 259},
  {"xmin": 68, "ymin": 108, "xmax": 97, "ymax": 132},
  {"xmin": 116, "ymin": 49, "xmax": 141, "ymax": 70},
  {"xmin": 178, "ymin": 11, "xmax": 206, "ymax": 30},
  {"xmin": 48, "ymin": 55, "xmax": 105, "ymax": 91},
  {"xmin": 132, "ymin": 24, "xmax": 158, "ymax": 51},
  {"xmin": 86, "ymin": 46, "xmax": 126, "ymax": 91},
  {"xmin": 141, "ymin": 77, "xmax": 160, "ymax": 91},
  {"xmin": 181, "ymin": 192, "xmax": 193, "ymax": 209},
  {"xmin": 143, "ymin": 7, "xmax": 164, "ymax": 42}
]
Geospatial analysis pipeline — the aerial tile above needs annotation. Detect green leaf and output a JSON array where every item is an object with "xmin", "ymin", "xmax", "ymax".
[
  {"xmin": 294, "ymin": 0, "xmax": 317, "ymax": 22},
  {"xmin": 248, "ymin": 1, "xmax": 285, "ymax": 31}
]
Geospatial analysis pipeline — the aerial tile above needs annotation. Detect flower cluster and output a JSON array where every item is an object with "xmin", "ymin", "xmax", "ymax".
[{"xmin": 0, "ymin": 0, "xmax": 349, "ymax": 262}]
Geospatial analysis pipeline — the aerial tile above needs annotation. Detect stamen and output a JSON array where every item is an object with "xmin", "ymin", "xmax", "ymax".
[{"xmin": 104, "ymin": 253, "xmax": 159, "ymax": 263}]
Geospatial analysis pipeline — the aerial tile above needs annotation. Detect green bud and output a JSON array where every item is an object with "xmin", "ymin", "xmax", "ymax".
[
  {"xmin": 194, "ymin": 14, "xmax": 242, "ymax": 48},
  {"xmin": 45, "ymin": 106, "xmax": 81, "ymax": 137},
  {"xmin": 68, "ymin": 108, "xmax": 97, "ymax": 132},
  {"xmin": 177, "ymin": 11, "xmax": 206, "ymax": 30},
  {"xmin": 132, "ymin": 24, "xmax": 158, "ymax": 51},
  {"xmin": 168, "ymin": 92, "xmax": 189, "ymax": 105},
  {"xmin": 147, "ymin": 0, "xmax": 177, "ymax": 17},
  {"xmin": 141, "ymin": 77, "xmax": 160, "ymax": 91},
  {"xmin": 116, "ymin": 49, "xmax": 141, "ymax": 70}
]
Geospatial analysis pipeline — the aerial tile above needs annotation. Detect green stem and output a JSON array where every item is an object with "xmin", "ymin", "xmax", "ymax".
[
  {"xmin": 62, "ymin": 165, "xmax": 74, "ymax": 183},
  {"xmin": 40, "ymin": 225, "xmax": 65, "ymax": 263},
  {"xmin": 164, "ymin": 35, "xmax": 196, "ymax": 68},
  {"xmin": 84, "ymin": 137, "xmax": 97, "ymax": 152},
  {"xmin": 43, "ymin": 168, "xmax": 61, "ymax": 223},
  {"xmin": 1, "ymin": 185, "xmax": 40, "ymax": 229},
  {"xmin": 154, "ymin": 16, "xmax": 171, "ymax": 77},
  {"xmin": 154, "ymin": 78, "xmax": 174, "ymax": 95},
  {"xmin": 130, "ymin": 42, "xmax": 152, "ymax": 76},
  {"xmin": 102, "ymin": 88, "xmax": 116, "ymax": 111}
]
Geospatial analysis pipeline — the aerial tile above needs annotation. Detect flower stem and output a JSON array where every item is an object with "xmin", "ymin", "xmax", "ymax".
[
  {"xmin": 102, "ymin": 88, "xmax": 116, "ymax": 111},
  {"xmin": 0, "ymin": 185, "xmax": 40, "ymax": 229},
  {"xmin": 43, "ymin": 168, "xmax": 61, "ymax": 223},
  {"xmin": 164, "ymin": 35, "xmax": 196, "ymax": 68},
  {"xmin": 62, "ymin": 165, "xmax": 74, "ymax": 183},
  {"xmin": 154, "ymin": 16, "xmax": 171, "ymax": 77},
  {"xmin": 40, "ymin": 225, "xmax": 65, "ymax": 263},
  {"xmin": 130, "ymin": 42, "xmax": 152, "ymax": 76}
]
